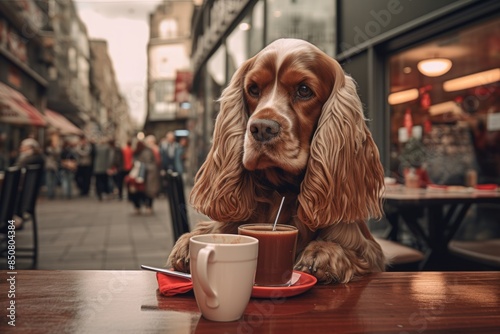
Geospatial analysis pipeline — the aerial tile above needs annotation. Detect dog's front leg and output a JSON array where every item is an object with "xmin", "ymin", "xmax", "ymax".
[{"xmin": 294, "ymin": 222, "xmax": 385, "ymax": 284}]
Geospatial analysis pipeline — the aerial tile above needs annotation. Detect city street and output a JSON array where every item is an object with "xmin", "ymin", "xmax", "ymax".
[{"xmin": 8, "ymin": 190, "xmax": 206, "ymax": 271}]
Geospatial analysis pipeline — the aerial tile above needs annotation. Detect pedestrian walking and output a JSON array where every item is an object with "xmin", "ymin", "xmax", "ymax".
[
  {"xmin": 127, "ymin": 140, "xmax": 160, "ymax": 215},
  {"xmin": 60, "ymin": 140, "xmax": 78, "ymax": 199},
  {"xmin": 109, "ymin": 139, "xmax": 125, "ymax": 200},
  {"xmin": 44, "ymin": 135, "xmax": 61, "ymax": 199},
  {"xmin": 75, "ymin": 135, "xmax": 93, "ymax": 196},
  {"xmin": 120, "ymin": 139, "xmax": 134, "ymax": 199},
  {"xmin": 14, "ymin": 137, "xmax": 45, "ymax": 168},
  {"xmin": 93, "ymin": 138, "xmax": 112, "ymax": 201},
  {"xmin": 160, "ymin": 131, "xmax": 183, "ymax": 173}
]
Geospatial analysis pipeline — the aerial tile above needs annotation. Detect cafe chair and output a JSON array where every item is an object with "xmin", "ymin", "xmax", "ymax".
[
  {"xmin": 13, "ymin": 164, "xmax": 44, "ymax": 269},
  {"xmin": 448, "ymin": 238, "xmax": 500, "ymax": 269},
  {"xmin": 375, "ymin": 237, "xmax": 425, "ymax": 271},
  {"xmin": 166, "ymin": 171, "xmax": 190, "ymax": 243},
  {"xmin": 0, "ymin": 166, "xmax": 22, "ymax": 231},
  {"xmin": 0, "ymin": 166, "xmax": 22, "ymax": 268}
]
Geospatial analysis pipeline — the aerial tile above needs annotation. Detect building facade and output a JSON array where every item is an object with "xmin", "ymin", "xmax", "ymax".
[
  {"xmin": 144, "ymin": 0, "xmax": 194, "ymax": 142},
  {"xmin": 0, "ymin": 0, "xmax": 50, "ymax": 169},
  {"xmin": 45, "ymin": 0, "xmax": 93, "ymax": 129},
  {"xmin": 189, "ymin": 0, "xmax": 500, "ymax": 188},
  {"xmin": 0, "ymin": 0, "xmax": 134, "ymax": 170},
  {"xmin": 89, "ymin": 40, "xmax": 134, "ymax": 145}
]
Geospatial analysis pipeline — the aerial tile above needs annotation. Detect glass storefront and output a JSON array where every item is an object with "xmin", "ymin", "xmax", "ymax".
[
  {"xmin": 227, "ymin": 18, "xmax": 250, "ymax": 78},
  {"xmin": 266, "ymin": 0, "xmax": 335, "ymax": 55},
  {"xmin": 388, "ymin": 17, "xmax": 500, "ymax": 185},
  {"xmin": 227, "ymin": 0, "xmax": 265, "ymax": 77},
  {"xmin": 191, "ymin": 2, "xmax": 266, "ymax": 176},
  {"xmin": 249, "ymin": 0, "xmax": 265, "ymax": 58}
]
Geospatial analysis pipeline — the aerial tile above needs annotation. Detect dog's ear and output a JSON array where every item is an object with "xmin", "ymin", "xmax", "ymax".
[
  {"xmin": 298, "ymin": 72, "xmax": 384, "ymax": 230},
  {"xmin": 190, "ymin": 59, "xmax": 257, "ymax": 222}
]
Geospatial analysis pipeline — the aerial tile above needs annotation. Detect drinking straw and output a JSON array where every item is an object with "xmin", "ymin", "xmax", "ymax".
[{"xmin": 272, "ymin": 196, "xmax": 286, "ymax": 231}]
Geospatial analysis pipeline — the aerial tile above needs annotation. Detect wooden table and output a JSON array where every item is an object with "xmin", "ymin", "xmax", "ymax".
[
  {"xmin": 383, "ymin": 187, "xmax": 500, "ymax": 268},
  {"xmin": 1, "ymin": 270, "xmax": 500, "ymax": 333}
]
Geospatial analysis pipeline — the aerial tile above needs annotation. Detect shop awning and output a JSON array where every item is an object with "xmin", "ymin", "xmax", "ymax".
[
  {"xmin": 45, "ymin": 109, "xmax": 83, "ymax": 136},
  {"xmin": 0, "ymin": 82, "xmax": 47, "ymax": 127}
]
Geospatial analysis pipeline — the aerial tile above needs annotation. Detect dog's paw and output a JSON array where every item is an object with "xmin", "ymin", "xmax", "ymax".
[
  {"xmin": 294, "ymin": 241, "xmax": 357, "ymax": 284},
  {"xmin": 167, "ymin": 233, "xmax": 192, "ymax": 273}
]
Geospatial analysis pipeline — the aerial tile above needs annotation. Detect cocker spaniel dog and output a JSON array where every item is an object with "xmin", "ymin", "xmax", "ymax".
[{"xmin": 168, "ymin": 38, "xmax": 385, "ymax": 284}]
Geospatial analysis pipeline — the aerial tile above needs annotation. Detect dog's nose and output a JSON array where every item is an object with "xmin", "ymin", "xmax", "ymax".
[{"xmin": 250, "ymin": 119, "xmax": 280, "ymax": 142}]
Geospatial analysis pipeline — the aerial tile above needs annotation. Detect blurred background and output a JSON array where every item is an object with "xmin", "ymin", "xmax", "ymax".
[{"xmin": 1, "ymin": 0, "xmax": 499, "ymax": 270}]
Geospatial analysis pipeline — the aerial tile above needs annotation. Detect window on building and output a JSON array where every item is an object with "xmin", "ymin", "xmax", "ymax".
[
  {"xmin": 266, "ymin": 0, "xmax": 335, "ymax": 56},
  {"xmin": 388, "ymin": 17, "xmax": 500, "ymax": 185},
  {"xmin": 227, "ymin": 18, "xmax": 250, "ymax": 78},
  {"xmin": 154, "ymin": 80, "xmax": 175, "ymax": 102},
  {"xmin": 249, "ymin": 0, "xmax": 265, "ymax": 57},
  {"xmin": 227, "ymin": 1, "xmax": 265, "ymax": 78},
  {"xmin": 159, "ymin": 19, "xmax": 178, "ymax": 39},
  {"xmin": 207, "ymin": 45, "xmax": 226, "ymax": 87},
  {"xmin": 68, "ymin": 47, "xmax": 76, "ymax": 72}
]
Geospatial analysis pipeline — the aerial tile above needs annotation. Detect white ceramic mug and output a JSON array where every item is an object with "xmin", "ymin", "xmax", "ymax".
[{"xmin": 189, "ymin": 234, "xmax": 259, "ymax": 322}]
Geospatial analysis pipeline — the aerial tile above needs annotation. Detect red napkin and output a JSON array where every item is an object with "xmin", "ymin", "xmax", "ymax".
[
  {"xmin": 475, "ymin": 184, "xmax": 498, "ymax": 191},
  {"xmin": 156, "ymin": 272, "xmax": 193, "ymax": 296}
]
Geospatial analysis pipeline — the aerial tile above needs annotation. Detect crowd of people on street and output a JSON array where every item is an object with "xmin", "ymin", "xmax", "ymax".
[{"xmin": 4, "ymin": 130, "xmax": 188, "ymax": 215}]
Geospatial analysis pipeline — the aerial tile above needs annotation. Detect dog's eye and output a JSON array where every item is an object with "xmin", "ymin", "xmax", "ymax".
[
  {"xmin": 297, "ymin": 84, "xmax": 313, "ymax": 99},
  {"xmin": 247, "ymin": 84, "xmax": 260, "ymax": 98}
]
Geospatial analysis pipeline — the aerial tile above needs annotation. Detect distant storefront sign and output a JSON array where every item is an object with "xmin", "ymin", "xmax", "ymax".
[
  {"xmin": 0, "ymin": 82, "xmax": 46, "ymax": 127},
  {"xmin": 175, "ymin": 71, "xmax": 192, "ymax": 103}
]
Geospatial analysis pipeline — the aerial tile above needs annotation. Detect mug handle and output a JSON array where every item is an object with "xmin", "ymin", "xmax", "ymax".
[{"xmin": 197, "ymin": 245, "xmax": 219, "ymax": 308}]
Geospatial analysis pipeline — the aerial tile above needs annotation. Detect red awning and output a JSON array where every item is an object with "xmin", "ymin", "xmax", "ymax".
[
  {"xmin": 0, "ymin": 82, "xmax": 47, "ymax": 127},
  {"xmin": 45, "ymin": 109, "xmax": 83, "ymax": 136}
]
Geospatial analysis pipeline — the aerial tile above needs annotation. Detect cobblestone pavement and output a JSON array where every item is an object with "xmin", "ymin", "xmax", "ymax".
[{"xmin": 7, "ymin": 189, "xmax": 206, "ymax": 270}]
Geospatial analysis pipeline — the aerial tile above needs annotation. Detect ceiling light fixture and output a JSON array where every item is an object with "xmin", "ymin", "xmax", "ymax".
[
  {"xmin": 388, "ymin": 88, "xmax": 419, "ymax": 105},
  {"xmin": 443, "ymin": 68, "xmax": 500, "ymax": 92},
  {"xmin": 428, "ymin": 101, "xmax": 463, "ymax": 116},
  {"xmin": 417, "ymin": 58, "xmax": 452, "ymax": 77}
]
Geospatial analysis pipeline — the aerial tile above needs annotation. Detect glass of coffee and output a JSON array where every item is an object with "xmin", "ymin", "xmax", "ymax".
[{"xmin": 238, "ymin": 223, "xmax": 298, "ymax": 286}]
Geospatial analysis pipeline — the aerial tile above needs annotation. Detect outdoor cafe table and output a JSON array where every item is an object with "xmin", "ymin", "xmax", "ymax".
[
  {"xmin": 1, "ymin": 270, "xmax": 499, "ymax": 333},
  {"xmin": 383, "ymin": 187, "xmax": 500, "ymax": 268}
]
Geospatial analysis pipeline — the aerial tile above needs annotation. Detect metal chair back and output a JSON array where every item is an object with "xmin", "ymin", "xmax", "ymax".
[
  {"xmin": 166, "ymin": 171, "xmax": 190, "ymax": 242},
  {"xmin": 0, "ymin": 166, "xmax": 22, "ymax": 233},
  {"xmin": 16, "ymin": 164, "xmax": 44, "ymax": 217},
  {"xmin": 14, "ymin": 164, "xmax": 44, "ymax": 268}
]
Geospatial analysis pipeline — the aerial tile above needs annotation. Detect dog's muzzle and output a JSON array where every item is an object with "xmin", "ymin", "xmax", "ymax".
[{"xmin": 249, "ymin": 119, "xmax": 280, "ymax": 142}]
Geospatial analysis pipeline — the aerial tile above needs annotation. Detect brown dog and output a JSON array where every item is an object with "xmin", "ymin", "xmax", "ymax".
[{"xmin": 168, "ymin": 38, "xmax": 386, "ymax": 284}]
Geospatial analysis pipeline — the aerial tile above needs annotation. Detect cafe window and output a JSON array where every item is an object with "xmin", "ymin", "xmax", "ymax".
[
  {"xmin": 226, "ymin": 0, "xmax": 265, "ymax": 80},
  {"xmin": 206, "ymin": 45, "xmax": 226, "ymax": 138},
  {"xmin": 207, "ymin": 45, "xmax": 226, "ymax": 88},
  {"xmin": 388, "ymin": 17, "xmax": 500, "ymax": 185},
  {"xmin": 227, "ymin": 18, "xmax": 250, "ymax": 79},
  {"xmin": 266, "ymin": 0, "xmax": 335, "ymax": 56},
  {"xmin": 249, "ymin": 0, "xmax": 265, "ymax": 58}
]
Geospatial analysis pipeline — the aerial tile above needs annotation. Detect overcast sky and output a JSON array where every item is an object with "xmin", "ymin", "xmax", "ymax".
[{"xmin": 75, "ymin": 0, "xmax": 163, "ymax": 125}]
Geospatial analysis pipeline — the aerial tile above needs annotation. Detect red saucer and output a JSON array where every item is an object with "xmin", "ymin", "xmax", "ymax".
[{"xmin": 251, "ymin": 271, "xmax": 317, "ymax": 298}]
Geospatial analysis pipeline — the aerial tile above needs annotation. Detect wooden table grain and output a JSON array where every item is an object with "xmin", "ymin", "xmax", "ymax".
[{"xmin": 1, "ymin": 270, "xmax": 499, "ymax": 333}]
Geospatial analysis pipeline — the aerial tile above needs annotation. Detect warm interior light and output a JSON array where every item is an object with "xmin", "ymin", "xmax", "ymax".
[
  {"xmin": 443, "ymin": 68, "xmax": 500, "ymax": 92},
  {"xmin": 417, "ymin": 58, "xmax": 452, "ymax": 77},
  {"xmin": 238, "ymin": 22, "xmax": 250, "ymax": 31},
  {"xmin": 388, "ymin": 88, "xmax": 419, "ymax": 105},
  {"xmin": 428, "ymin": 101, "xmax": 463, "ymax": 116}
]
